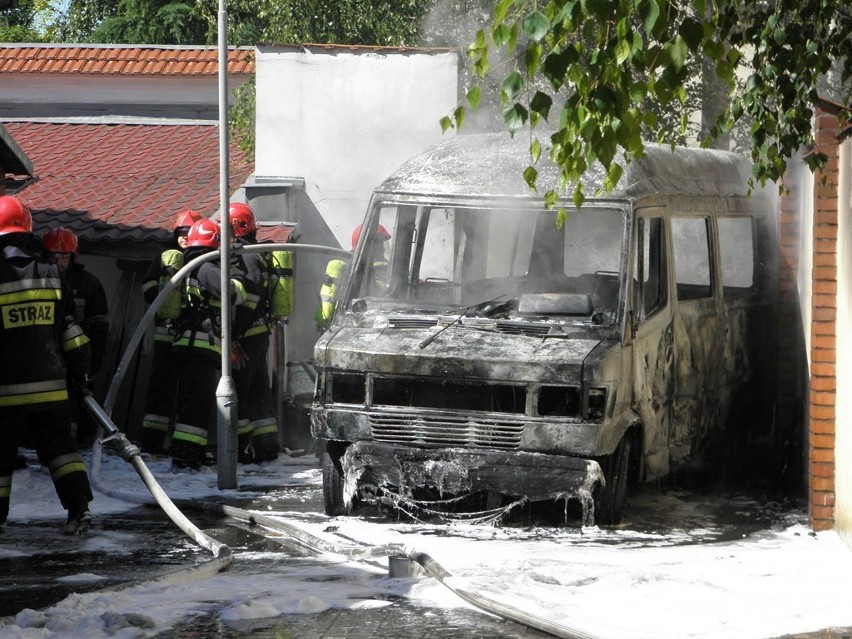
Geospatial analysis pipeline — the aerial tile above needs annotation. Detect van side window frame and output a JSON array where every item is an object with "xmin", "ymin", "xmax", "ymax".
[
  {"xmin": 671, "ymin": 215, "xmax": 714, "ymax": 302},
  {"xmin": 633, "ymin": 214, "xmax": 668, "ymax": 326},
  {"xmin": 717, "ymin": 215, "xmax": 757, "ymax": 296}
]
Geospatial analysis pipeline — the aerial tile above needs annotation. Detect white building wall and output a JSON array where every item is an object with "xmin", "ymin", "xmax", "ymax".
[
  {"xmin": 800, "ymin": 168, "xmax": 815, "ymax": 361},
  {"xmin": 836, "ymin": 137, "xmax": 852, "ymax": 546},
  {"xmin": 255, "ymin": 45, "xmax": 458, "ymax": 249}
]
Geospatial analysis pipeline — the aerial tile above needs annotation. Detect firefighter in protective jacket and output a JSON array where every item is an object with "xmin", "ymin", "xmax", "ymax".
[
  {"xmin": 42, "ymin": 226, "xmax": 110, "ymax": 445},
  {"xmin": 0, "ymin": 195, "xmax": 94, "ymax": 535},
  {"xmin": 138, "ymin": 209, "xmax": 200, "ymax": 455},
  {"xmin": 315, "ymin": 223, "xmax": 388, "ymax": 330},
  {"xmin": 169, "ymin": 219, "xmax": 250, "ymax": 471},
  {"xmin": 228, "ymin": 202, "xmax": 292, "ymax": 463}
]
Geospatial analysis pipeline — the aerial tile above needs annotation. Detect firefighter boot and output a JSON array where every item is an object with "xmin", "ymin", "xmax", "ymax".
[{"xmin": 65, "ymin": 507, "xmax": 92, "ymax": 535}]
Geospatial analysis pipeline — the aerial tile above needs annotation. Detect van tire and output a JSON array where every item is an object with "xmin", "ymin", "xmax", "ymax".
[
  {"xmin": 322, "ymin": 441, "xmax": 351, "ymax": 516},
  {"xmin": 595, "ymin": 436, "xmax": 631, "ymax": 525}
]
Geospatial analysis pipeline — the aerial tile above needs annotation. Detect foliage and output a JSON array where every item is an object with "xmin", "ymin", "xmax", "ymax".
[
  {"xmin": 450, "ymin": 0, "xmax": 852, "ymax": 212},
  {"xmin": 0, "ymin": 0, "xmax": 44, "ymax": 42},
  {"xmin": 88, "ymin": 0, "xmax": 207, "ymax": 45},
  {"xmin": 43, "ymin": 0, "xmax": 116, "ymax": 42},
  {"xmin": 229, "ymin": 73, "xmax": 255, "ymax": 157},
  {"xmin": 196, "ymin": 0, "xmax": 433, "ymax": 47}
]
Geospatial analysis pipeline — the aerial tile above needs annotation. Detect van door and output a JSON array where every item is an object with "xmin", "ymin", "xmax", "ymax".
[
  {"xmin": 629, "ymin": 212, "xmax": 674, "ymax": 480},
  {"xmin": 669, "ymin": 214, "xmax": 722, "ymax": 462}
]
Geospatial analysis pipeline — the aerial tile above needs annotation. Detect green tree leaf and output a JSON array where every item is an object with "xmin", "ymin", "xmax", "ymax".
[
  {"xmin": 521, "ymin": 9, "xmax": 549, "ymax": 42},
  {"xmin": 678, "ymin": 18, "xmax": 704, "ymax": 52},
  {"xmin": 523, "ymin": 165, "xmax": 538, "ymax": 189},
  {"xmin": 502, "ymin": 70, "xmax": 524, "ymax": 104},
  {"xmin": 530, "ymin": 91, "xmax": 553, "ymax": 120},
  {"xmin": 503, "ymin": 103, "xmax": 529, "ymax": 133},
  {"xmin": 542, "ymin": 48, "xmax": 573, "ymax": 90},
  {"xmin": 454, "ymin": 106, "xmax": 466, "ymax": 129},
  {"xmin": 530, "ymin": 138, "xmax": 542, "ymax": 163},
  {"xmin": 639, "ymin": 0, "xmax": 660, "ymax": 34},
  {"xmin": 467, "ymin": 86, "xmax": 482, "ymax": 110},
  {"xmin": 525, "ymin": 42, "xmax": 543, "ymax": 77}
]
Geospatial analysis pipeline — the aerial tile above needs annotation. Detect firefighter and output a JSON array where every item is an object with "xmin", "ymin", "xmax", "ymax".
[
  {"xmin": 0, "ymin": 195, "xmax": 94, "ymax": 535},
  {"xmin": 138, "ymin": 209, "xmax": 201, "ymax": 455},
  {"xmin": 42, "ymin": 226, "xmax": 110, "ymax": 446},
  {"xmin": 169, "ymin": 219, "xmax": 250, "ymax": 471},
  {"xmin": 228, "ymin": 202, "xmax": 292, "ymax": 463},
  {"xmin": 315, "ymin": 223, "xmax": 389, "ymax": 330}
]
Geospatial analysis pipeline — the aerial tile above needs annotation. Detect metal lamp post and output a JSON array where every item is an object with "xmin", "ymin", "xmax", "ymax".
[{"xmin": 216, "ymin": 0, "xmax": 238, "ymax": 489}]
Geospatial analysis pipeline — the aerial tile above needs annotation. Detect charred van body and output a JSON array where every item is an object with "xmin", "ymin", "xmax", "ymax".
[{"xmin": 311, "ymin": 133, "xmax": 778, "ymax": 525}]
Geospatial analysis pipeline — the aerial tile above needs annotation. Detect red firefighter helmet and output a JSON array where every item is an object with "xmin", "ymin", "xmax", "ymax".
[
  {"xmin": 185, "ymin": 219, "xmax": 221, "ymax": 249},
  {"xmin": 228, "ymin": 202, "xmax": 257, "ymax": 237},
  {"xmin": 173, "ymin": 209, "xmax": 203, "ymax": 232},
  {"xmin": 0, "ymin": 195, "xmax": 32, "ymax": 235},
  {"xmin": 351, "ymin": 223, "xmax": 391, "ymax": 250},
  {"xmin": 43, "ymin": 227, "xmax": 79, "ymax": 254}
]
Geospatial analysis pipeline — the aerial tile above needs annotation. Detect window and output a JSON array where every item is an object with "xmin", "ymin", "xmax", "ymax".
[
  {"xmin": 634, "ymin": 216, "xmax": 667, "ymax": 320},
  {"xmin": 348, "ymin": 203, "xmax": 625, "ymax": 313},
  {"xmin": 562, "ymin": 208, "xmax": 624, "ymax": 276},
  {"xmin": 671, "ymin": 217, "xmax": 712, "ymax": 300},
  {"xmin": 718, "ymin": 217, "xmax": 755, "ymax": 295},
  {"xmin": 417, "ymin": 208, "xmax": 457, "ymax": 283}
]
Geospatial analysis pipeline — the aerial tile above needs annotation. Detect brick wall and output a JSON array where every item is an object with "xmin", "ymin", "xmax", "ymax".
[{"xmin": 808, "ymin": 107, "xmax": 840, "ymax": 530}]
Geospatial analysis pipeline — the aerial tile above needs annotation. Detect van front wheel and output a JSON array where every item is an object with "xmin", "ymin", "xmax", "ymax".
[
  {"xmin": 322, "ymin": 441, "xmax": 351, "ymax": 516},
  {"xmin": 594, "ymin": 437, "xmax": 631, "ymax": 526}
]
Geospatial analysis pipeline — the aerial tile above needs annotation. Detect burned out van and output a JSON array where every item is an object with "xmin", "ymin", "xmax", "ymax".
[{"xmin": 311, "ymin": 133, "xmax": 778, "ymax": 525}]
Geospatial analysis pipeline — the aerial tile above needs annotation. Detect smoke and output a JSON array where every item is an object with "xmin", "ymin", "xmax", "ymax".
[{"xmin": 419, "ymin": 0, "xmax": 507, "ymax": 134}]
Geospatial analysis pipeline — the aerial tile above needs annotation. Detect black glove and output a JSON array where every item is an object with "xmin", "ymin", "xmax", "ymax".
[{"xmin": 71, "ymin": 373, "xmax": 89, "ymax": 393}]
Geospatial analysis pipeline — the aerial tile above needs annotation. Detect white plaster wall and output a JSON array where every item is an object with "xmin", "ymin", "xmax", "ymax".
[
  {"xmin": 836, "ymin": 137, "xmax": 852, "ymax": 547},
  {"xmin": 255, "ymin": 46, "xmax": 458, "ymax": 249},
  {"xmin": 799, "ymin": 165, "xmax": 815, "ymax": 361}
]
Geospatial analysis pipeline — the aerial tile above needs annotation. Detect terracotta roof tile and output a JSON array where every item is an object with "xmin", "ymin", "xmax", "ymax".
[
  {"xmin": 2, "ymin": 121, "xmax": 258, "ymax": 245},
  {"xmin": 0, "ymin": 44, "xmax": 254, "ymax": 76}
]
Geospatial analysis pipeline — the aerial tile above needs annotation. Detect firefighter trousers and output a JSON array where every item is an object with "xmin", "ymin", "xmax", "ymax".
[
  {"xmin": 169, "ymin": 349, "xmax": 219, "ymax": 467},
  {"xmin": 0, "ymin": 405, "xmax": 93, "ymax": 524},
  {"xmin": 140, "ymin": 338, "xmax": 180, "ymax": 454},
  {"xmin": 234, "ymin": 332, "xmax": 280, "ymax": 462}
]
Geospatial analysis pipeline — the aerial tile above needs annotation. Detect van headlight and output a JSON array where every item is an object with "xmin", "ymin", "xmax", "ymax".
[
  {"xmin": 537, "ymin": 385, "xmax": 582, "ymax": 417},
  {"xmin": 328, "ymin": 372, "xmax": 367, "ymax": 405},
  {"xmin": 586, "ymin": 387, "xmax": 608, "ymax": 421}
]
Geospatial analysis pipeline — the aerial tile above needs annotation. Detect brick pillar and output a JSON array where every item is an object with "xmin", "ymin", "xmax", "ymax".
[{"xmin": 808, "ymin": 107, "xmax": 840, "ymax": 530}]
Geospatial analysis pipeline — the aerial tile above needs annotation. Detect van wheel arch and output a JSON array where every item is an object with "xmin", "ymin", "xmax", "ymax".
[{"xmin": 594, "ymin": 427, "xmax": 641, "ymax": 525}]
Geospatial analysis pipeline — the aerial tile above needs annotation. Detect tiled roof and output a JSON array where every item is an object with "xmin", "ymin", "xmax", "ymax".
[
  {"xmin": 0, "ymin": 122, "xmax": 33, "ymax": 175},
  {"xmin": 0, "ymin": 44, "xmax": 254, "ymax": 76},
  {"xmin": 3, "ymin": 120, "xmax": 265, "ymax": 245}
]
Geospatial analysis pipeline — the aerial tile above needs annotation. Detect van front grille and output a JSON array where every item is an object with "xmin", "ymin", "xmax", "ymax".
[{"xmin": 367, "ymin": 411, "xmax": 523, "ymax": 450}]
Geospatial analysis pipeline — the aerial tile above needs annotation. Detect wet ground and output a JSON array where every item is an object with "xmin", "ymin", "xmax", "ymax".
[
  {"xmin": 1, "ymin": 489, "xmax": 549, "ymax": 638},
  {"xmin": 1, "ymin": 472, "xmax": 849, "ymax": 639}
]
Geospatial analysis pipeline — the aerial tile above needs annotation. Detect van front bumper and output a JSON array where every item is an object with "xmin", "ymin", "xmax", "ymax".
[{"xmin": 342, "ymin": 440, "xmax": 603, "ymax": 503}]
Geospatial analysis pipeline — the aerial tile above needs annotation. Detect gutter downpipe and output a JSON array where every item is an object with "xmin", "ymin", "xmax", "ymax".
[{"xmin": 216, "ymin": 0, "xmax": 238, "ymax": 489}]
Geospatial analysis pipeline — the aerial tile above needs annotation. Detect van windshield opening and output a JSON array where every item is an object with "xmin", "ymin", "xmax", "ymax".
[{"xmin": 348, "ymin": 204, "xmax": 626, "ymax": 321}]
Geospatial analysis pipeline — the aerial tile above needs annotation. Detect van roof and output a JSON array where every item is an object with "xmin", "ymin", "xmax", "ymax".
[{"xmin": 375, "ymin": 132, "xmax": 759, "ymax": 203}]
